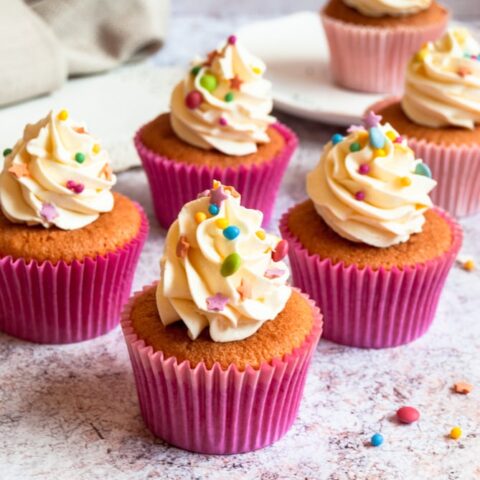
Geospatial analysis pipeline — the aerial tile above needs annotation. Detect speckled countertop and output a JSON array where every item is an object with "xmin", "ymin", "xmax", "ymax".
[{"xmin": 1, "ymin": 6, "xmax": 480, "ymax": 480}]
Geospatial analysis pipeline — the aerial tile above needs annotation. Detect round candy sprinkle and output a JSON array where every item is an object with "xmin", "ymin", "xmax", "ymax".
[
  {"xmin": 355, "ymin": 191, "xmax": 366, "ymax": 201},
  {"xmin": 396, "ymin": 406, "xmax": 420, "ymax": 424},
  {"xmin": 75, "ymin": 152, "xmax": 85, "ymax": 164},
  {"xmin": 186, "ymin": 90, "xmax": 204, "ymax": 109},
  {"xmin": 57, "ymin": 109, "xmax": 69, "ymax": 121},
  {"xmin": 195, "ymin": 212, "xmax": 207, "ymax": 224},
  {"xmin": 219, "ymin": 117, "xmax": 228, "ymax": 126},
  {"xmin": 369, "ymin": 127, "xmax": 385, "ymax": 149},
  {"xmin": 400, "ymin": 176, "xmax": 412, "ymax": 187},
  {"xmin": 256, "ymin": 230, "xmax": 266, "ymax": 240},
  {"xmin": 358, "ymin": 164, "xmax": 370, "ymax": 175},
  {"xmin": 221, "ymin": 253, "xmax": 242, "ymax": 277},
  {"xmin": 228, "ymin": 35, "xmax": 237, "ymax": 45},
  {"xmin": 374, "ymin": 148, "xmax": 387, "ymax": 158},
  {"xmin": 386, "ymin": 131, "xmax": 397, "ymax": 141},
  {"xmin": 225, "ymin": 92, "xmax": 234, "ymax": 102},
  {"xmin": 252, "ymin": 66, "xmax": 262, "ymax": 75},
  {"xmin": 223, "ymin": 225, "xmax": 240, "ymax": 240},
  {"xmin": 191, "ymin": 65, "xmax": 201, "ymax": 76},
  {"xmin": 208, "ymin": 204, "xmax": 219, "ymax": 216},
  {"xmin": 350, "ymin": 142, "xmax": 361, "ymax": 152},
  {"xmin": 272, "ymin": 240, "xmax": 288, "ymax": 262},
  {"xmin": 92, "ymin": 143, "xmax": 101, "ymax": 154},
  {"xmin": 370, "ymin": 433, "xmax": 384, "ymax": 447},
  {"xmin": 414, "ymin": 163, "xmax": 432, "ymax": 178},
  {"xmin": 216, "ymin": 218, "xmax": 229, "ymax": 229},
  {"xmin": 331, "ymin": 133, "xmax": 344, "ymax": 145},
  {"xmin": 200, "ymin": 74, "xmax": 218, "ymax": 92},
  {"xmin": 3, "ymin": 148, "xmax": 12, "ymax": 157},
  {"xmin": 450, "ymin": 426, "xmax": 462, "ymax": 440}
]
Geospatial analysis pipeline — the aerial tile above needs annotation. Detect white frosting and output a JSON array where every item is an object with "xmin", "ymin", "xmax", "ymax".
[
  {"xmin": 343, "ymin": 0, "xmax": 431, "ymax": 17},
  {"xmin": 402, "ymin": 29, "xmax": 480, "ymax": 129},
  {"xmin": 307, "ymin": 119, "xmax": 436, "ymax": 248},
  {"xmin": 156, "ymin": 183, "xmax": 291, "ymax": 342},
  {"xmin": 170, "ymin": 36, "xmax": 275, "ymax": 156},
  {"xmin": 0, "ymin": 111, "xmax": 116, "ymax": 230}
]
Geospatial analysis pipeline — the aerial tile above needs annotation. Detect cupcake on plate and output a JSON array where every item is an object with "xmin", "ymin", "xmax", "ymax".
[
  {"xmin": 135, "ymin": 35, "xmax": 297, "ymax": 229},
  {"xmin": 321, "ymin": 0, "xmax": 449, "ymax": 94},
  {"xmin": 0, "ymin": 109, "xmax": 148, "ymax": 344},
  {"xmin": 369, "ymin": 28, "xmax": 480, "ymax": 217},
  {"xmin": 280, "ymin": 111, "xmax": 462, "ymax": 349},
  {"xmin": 121, "ymin": 181, "xmax": 322, "ymax": 454}
]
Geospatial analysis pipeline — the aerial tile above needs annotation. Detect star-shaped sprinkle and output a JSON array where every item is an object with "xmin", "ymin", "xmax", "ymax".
[
  {"xmin": 210, "ymin": 185, "xmax": 228, "ymax": 205},
  {"xmin": 8, "ymin": 163, "xmax": 30, "ymax": 178},
  {"xmin": 264, "ymin": 268, "xmax": 286, "ymax": 279},
  {"xmin": 237, "ymin": 278, "xmax": 252, "ymax": 301},
  {"xmin": 74, "ymin": 126, "xmax": 87, "ymax": 134},
  {"xmin": 453, "ymin": 382, "xmax": 473, "ymax": 394},
  {"xmin": 101, "ymin": 163, "xmax": 113, "ymax": 181},
  {"xmin": 40, "ymin": 203, "xmax": 58, "ymax": 222},
  {"xmin": 223, "ymin": 185, "xmax": 240, "ymax": 198},
  {"xmin": 206, "ymin": 293, "xmax": 229, "ymax": 312},
  {"xmin": 363, "ymin": 111, "xmax": 382, "ymax": 129},
  {"xmin": 176, "ymin": 236, "xmax": 190, "ymax": 259},
  {"xmin": 347, "ymin": 125, "xmax": 365, "ymax": 133},
  {"xmin": 229, "ymin": 75, "xmax": 243, "ymax": 90},
  {"xmin": 458, "ymin": 66, "xmax": 472, "ymax": 78},
  {"xmin": 205, "ymin": 50, "xmax": 218, "ymax": 66}
]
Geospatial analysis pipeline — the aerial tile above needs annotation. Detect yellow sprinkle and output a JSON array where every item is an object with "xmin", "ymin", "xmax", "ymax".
[
  {"xmin": 215, "ymin": 218, "xmax": 229, "ymax": 229},
  {"xmin": 195, "ymin": 212, "xmax": 207, "ymax": 224},
  {"xmin": 252, "ymin": 66, "xmax": 262, "ymax": 75},
  {"xmin": 386, "ymin": 131, "xmax": 397, "ymax": 141},
  {"xmin": 450, "ymin": 426, "xmax": 462, "ymax": 440},
  {"xmin": 400, "ymin": 176, "xmax": 412, "ymax": 187},
  {"xmin": 257, "ymin": 297, "xmax": 265, "ymax": 303},
  {"xmin": 374, "ymin": 149, "xmax": 387, "ymax": 158},
  {"xmin": 463, "ymin": 259, "xmax": 475, "ymax": 272},
  {"xmin": 57, "ymin": 109, "xmax": 69, "ymax": 121},
  {"xmin": 212, "ymin": 179, "xmax": 221, "ymax": 189},
  {"xmin": 92, "ymin": 143, "xmax": 101, "ymax": 154},
  {"xmin": 256, "ymin": 230, "xmax": 266, "ymax": 240},
  {"xmin": 357, "ymin": 131, "xmax": 369, "ymax": 141},
  {"xmin": 264, "ymin": 247, "xmax": 271, "ymax": 254}
]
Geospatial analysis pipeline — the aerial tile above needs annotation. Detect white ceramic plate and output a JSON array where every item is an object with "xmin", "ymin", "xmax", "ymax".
[{"xmin": 237, "ymin": 11, "xmax": 385, "ymax": 126}]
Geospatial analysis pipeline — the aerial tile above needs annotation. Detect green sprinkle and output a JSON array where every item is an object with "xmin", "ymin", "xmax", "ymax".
[
  {"xmin": 350, "ymin": 142, "xmax": 361, "ymax": 152},
  {"xmin": 225, "ymin": 92, "xmax": 234, "ymax": 102},
  {"xmin": 200, "ymin": 74, "xmax": 218, "ymax": 92},
  {"xmin": 191, "ymin": 65, "xmax": 201, "ymax": 76},
  {"xmin": 414, "ymin": 163, "xmax": 432, "ymax": 178},
  {"xmin": 75, "ymin": 152, "xmax": 86, "ymax": 164},
  {"xmin": 3, "ymin": 148, "xmax": 12, "ymax": 157},
  {"xmin": 221, "ymin": 253, "xmax": 242, "ymax": 277}
]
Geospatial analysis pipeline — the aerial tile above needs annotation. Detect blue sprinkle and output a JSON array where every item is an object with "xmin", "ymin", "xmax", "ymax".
[
  {"xmin": 331, "ymin": 133, "xmax": 344, "ymax": 145},
  {"xmin": 208, "ymin": 204, "xmax": 219, "ymax": 216},
  {"xmin": 223, "ymin": 225, "xmax": 240, "ymax": 240},
  {"xmin": 414, "ymin": 163, "xmax": 432, "ymax": 178},
  {"xmin": 371, "ymin": 433, "xmax": 384, "ymax": 447},
  {"xmin": 369, "ymin": 127, "xmax": 385, "ymax": 149}
]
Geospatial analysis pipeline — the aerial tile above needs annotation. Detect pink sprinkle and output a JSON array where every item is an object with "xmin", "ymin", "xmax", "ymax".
[
  {"xmin": 206, "ymin": 293, "xmax": 229, "ymax": 312},
  {"xmin": 228, "ymin": 35, "xmax": 237, "ymax": 45},
  {"xmin": 197, "ymin": 189, "xmax": 210, "ymax": 199},
  {"xmin": 394, "ymin": 136, "xmax": 404, "ymax": 144},
  {"xmin": 358, "ymin": 164, "xmax": 370, "ymax": 175},
  {"xmin": 66, "ymin": 180, "xmax": 85, "ymax": 194},
  {"xmin": 40, "ymin": 203, "xmax": 58, "ymax": 222},
  {"xmin": 219, "ymin": 117, "xmax": 228, "ymax": 126},
  {"xmin": 355, "ymin": 191, "xmax": 366, "ymax": 201},
  {"xmin": 265, "ymin": 268, "xmax": 285, "ymax": 279}
]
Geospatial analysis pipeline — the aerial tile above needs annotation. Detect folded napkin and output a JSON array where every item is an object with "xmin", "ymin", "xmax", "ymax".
[{"xmin": 0, "ymin": 0, "xmax": 169, "ymax": 107}]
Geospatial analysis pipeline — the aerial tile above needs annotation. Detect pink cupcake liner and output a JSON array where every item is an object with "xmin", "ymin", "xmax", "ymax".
[
  {"xmin": 369, "ymin": 97, "xmax": 480, "ymax": 217},
  {"xmin": 280, "ymin": 207, "xmax": 462, "ymax": 349},
  {"xmin": 0, "ymin": 203, "xmax": 148, "ymax": 344},
  {"xmin": 135, "ymin": 122, "xmax": 297, "ymax": 230},
  {"xmin": 121, "ymin": 284, "xmax": 322, "ymax": 454},
  {"xmin": 321, "ymin": 13, "xmax": 448, "ymax": 94}
]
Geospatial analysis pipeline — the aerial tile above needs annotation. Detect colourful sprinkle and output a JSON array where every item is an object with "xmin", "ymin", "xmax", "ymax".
[
  {"xmin": 358, "ymin": 164, "xmax": 370, "ymax": 175},
  {"xmin": 228, "ymin": 35, "xmax": 237, "ymax": 45},
  {"xmin": 40, "ymin": 203, "xmax": 58, "ymax": 222},
  {"xmin": 355, "ymin": 191, "xmax": 366, "ymax": 201},
  {"xmin": 208, "ymin": 204, "xmax": 219, "ymax": 216},
  {"xmin": 454, "ymin": 382, "xmax": 473, "ymax": 394},
  {"xmin": 176, "ymin": 236, "xmax": 190, "ymax": 259},
  {"xmin": 219, "ymin": 117, "xmax": 228, "ymax": 126},
  {"xmin": 373, "ymin": 148, "xmax": 387, "ymax": 158},
  {"xmin": 331, "ymin": 133, "xmax": 344, "ymax": 145},
  {"xmin": 272, "ymin": 239, "xmax": 288, "ymax": 262},
  {"xmin": 396, "ymin": 406, "xmax": 420, "ymax": 424},
  {"xmin": 210, "ymin": 185, "xmax": 228, "ymax": 205},
  {"xmin": 223, "ymin": 225, "xmax": 240, "ymax": 240},
  {"xmin": 450, "ymin": 427, "xmax": 462, "ymax": 440},
  {"xmin": 400, "ymin": 176, "xmax": 412, "ymax": 187},
  {"xmin": 370, "ymin": 433, "xmax": 383, "ymax": 447},
  {"xmin": 369, "ymin": 127, "xmax": 385, "ymax": 149},
  {"xmin": 191, "ymin": 65, "xmax": 201, "ymax": 76},
  {"xmin": 66, "ymin": 180, "xmax": 85, "ymax": 194},
  {"xmin": 215, "ymin": 218, "xmax": 229, "ymax": 229},
  {"xmin": 252, "ymin": 66, "xmax": 262, "ymax": 74},
  {"xmin": 225, "ymin": 92, "xmax": 234, "ymax": 102},
  {"xmin": 265, "ymin": 268, "xmax": 285, "ymax": 279},
  {"xmin": 394, "ymin": 135, "xmax": 404, "ymax": 144},
  {"xmin": 463, "ymin": 259, "xmax": 475, "ymax": 272},
  {"xmin": 458, "ymin": 66, "xmax": 472, "ymax": 78},
  {"xmin": 57, "ymin": 109, "xmax": 69, "ymax": 121},
  {"xmin": 350, "ymin": 142, "xmax": 361, "ymax": 152},
  {"xmin": 185, "ymin": 90, "xmax": 204, "ymax": 109},
  {"xmin": 414, "ymin": 163, "xmax": 432, "ymax": 178},
  {"xmin": 221, "ymin": 253, "xmax": 242, "ymax": 277},
  {"xmin": 363, "ymin": 111, "xmax": 382, "ymax": 129},
  {"xmin": 206, "ymin": 293, "xmax": 229, "ymax": 312},
  {"xmin": 386, "ymin": 131, "xmax": 397, "ymax": 141},
  {"xmin": 8, "ymin": 163, "xmax": 30, "ymax": 178},
  {"xmin": 3, "ymin": 148, "xmax": 12, "ymax": 157},
  {"xmin": 237, "ymin": 278, "xmax": 251, "ymax": 301},
  {"xmin": 256, "ymin": 230, "xmax": 266, "ymax": 240},
  {"xmin": 195, "ymin": 212, "xmax": 207, "ymax": 224},
  {"xmin": 229, "ymin": 75, "xmax": 243, "ymax": 90},
  {"xmin": 92, "ymin": 144, "xmax": 101, "ymax": 154},
  {"xmin": 347, "ymin": 125, "xmax": 365, "ymax": 133},
  {"xmin": 200, "ymin": 74, "xmax": 218, "ymax": 92},
  {"xmin": 75, "ymin": 152, "xmax": 85, "ymax": 164}
]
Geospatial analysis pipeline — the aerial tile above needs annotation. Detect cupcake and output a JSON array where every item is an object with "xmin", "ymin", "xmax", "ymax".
[
  {"xmin": 321, "ymin": 0, "xmax": 449, "ymax": 93},
  {"xmin": 0, "ymin": 110, "xmax": 148, "ymax": 344},
  {"xmin": 135, "ymin": 35, "xmax": 297, "ymax": 229},
  {"xmin": 369, "ymin": 28, "xmax": 480, "ymax": 217},
  {"xmin": 280, "ymin": 111, "xmax": 462, "ymax": 349},
  {"xmin": 121, "ymin": 181, "xmax": 322, "ymax": 454}
]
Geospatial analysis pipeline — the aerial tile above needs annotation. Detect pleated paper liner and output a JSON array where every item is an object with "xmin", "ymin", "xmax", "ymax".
[
  {"xmin": 280, "ymin": 207, "xmax": 462, "ymax": 349},
  {"xmin": 121, "ymin": 284, "xmax": 322, "ymax": 454},
  {"xmin": 135, "ymin": 122, "xmax": 298, "ymax": 230},
  {"xmin": 321, "ymin": 13, "xmax": 448, "ymax": 94},
  {"xmin": 0, "ymin": 203, "xmax": 148, "ymax": 344},
  {"xmin": 369, "ymin": 97, "xmax": 480, "ymax": 218}
]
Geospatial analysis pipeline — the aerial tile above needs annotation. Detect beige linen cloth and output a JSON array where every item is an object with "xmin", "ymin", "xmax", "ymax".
[{"xmin": 0, "ymin": 0, "xmax": 169, "ymax": 107}]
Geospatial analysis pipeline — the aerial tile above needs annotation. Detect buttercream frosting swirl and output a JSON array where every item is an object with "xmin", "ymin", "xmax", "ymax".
[
  {"xmin": 170, "ymin": 35, "xmax": 275, "ymax": 156},
  {"xmin": 306, "ymin": 111, "xmax": 436, "ymax": 248},
  {"xmin": 156, "ymin": 182, "xmax": 291, "ymax": 342},
  {"xmin": 0, "ymin": 110, "xmax": 116, "ymax": 230},
  {"xmin": 343, "ymin": 0, "xmax": 431, "ymax": 17},
  {"xmin": 402, "ymin": 28, "xmax": 480, "ymax": 129}
]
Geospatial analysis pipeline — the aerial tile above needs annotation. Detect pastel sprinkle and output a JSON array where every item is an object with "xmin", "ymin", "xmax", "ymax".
[
  {"xmin": 208, "ymin": 204, "xmax": 219, "ymax": 216},
  {"xmin": 191, "ymin": 65, "xmax": 201, "ymax": 76},
  {"xmin": 394, "ymin": 135, "xmax": 404, "ymax": 144},
  {"xmin": 224, "ymin": 92, "xmax": 234, "ymax": 102},
  {"xmin": 463, "ymin": 259, "xmax": 475, "ymax": 272},
  {"xmin": 3, "ymin": 148, "xmax": 12, "ymax": 157},
  {"xmin": 396, "ymin": 406, "xmax": 420, "ymax": 424},
  {"xmin": 219, "ymin": 117, "xmax": 228, "ymax": 126},
  {"xmin": 206, "ymin": 293, "xmax": 229, "ymax": 312},
  {"xmin": 221, "ymin": 253, "xmax": 242, "ymax": 277},
  {"xmin": 215, "ymin": 218, "xmax": 229, "ymax": 229},
  {"xmin": 265, "ymin": 268, "xmax": 285, "ymax": 279},
  {"xmin": 256, "ymin": 230, "xmax": 266, "ymax": 240},
  {"xmin": 200, "ymin": 74, "xmax": 218, "ymax": 92},
  {"xmin": 186, "ymin": 90, "xmax": 204, "ymax": 109},
  {"xmin": 355, "ymin": 191, "xmax": 366, "ymax": 201},
  {"xmin": 176, "ymin": 236, "xmax": 190, "ymax": 258},
  {"xmin": 272, "ymin": 239, "xmax": 288, "ymax": 262},
  {"xmin": 331, "ymin": 133, "xmax": 344, "ymax": 145},
  {"xmin": 370, "ymin": 433, "xmax": 383, "ymax": 447},
  {"xmin": 210, "ymin": 185, "xmax": 228, "ymax": 205},
  {"xmin": 57, "ymin": 109, "xmax": 69, "ymax": 121},
  {"xmin": 454, "ymin": 382, "xmax": 473, "ymax": 394},
  {"xmin": 75, "ymin": 152, "xmax": 86, "ymax": 164},
  {"xmin": 350, "ymin": 142, "xmax": 361, "ymax": 152},
  {"xmin": 223, "ymin": 225, "xmax": 240, "ymax": 240},
  {"xmin": 195, "ymin": 212, "xmax": 207, "ymax": 224},
  {"xmin": 92, "ymin": 144, "xmax": 101, "ymax": 154},
  {"xmin": 369, "ymin": 127, "xmax": 385, "ymax": 149},
  {"xmin": 400, "ymin": 176, "xmax": 412, "ymax": 187},
  {"xmin": 363, "ymin": 111, "xmax": 382, "ymax": 129},
  {"xmin": 228, "ymin": 35, "xmax": 237, "ymax": 45},
  {"xmin": 40, "ymin": 203, "xmax": 58, "ymax": 222},
  {"xmin": 386, "ymin": 131, "xmax": 397, "ymax": 141},
  {"xmin": 450, "ymin": 427, "xmax": 462, "ymax": 440},
  {"xmin": 237, "ymin": 278, "xmax": 251, "ymax": 301},
  {"xmin": 415, "ymin": 163, "xmax": 432, "ymax": 178},
  {"xmin": 358, "ymin": 164, "xmax": 370, "ymax": 175},
  {"xmin": 373, "ymin": 148, "xmax": 387, "ymax": 158},
  {"xmin": 8, "ymin": 163, "xmax": 30, "ymax": 178},
  {"xmin": 252, "ymin": 66, "xmax": 262, "ymax": 74}
]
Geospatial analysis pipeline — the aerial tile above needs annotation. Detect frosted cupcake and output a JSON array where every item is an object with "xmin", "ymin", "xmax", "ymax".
[
  {"xmin": 280, "ymin": 112, "xmax": 462, "ymax": 348},
  {"xmin": 369, "ymin": 28, "xmax": 480, "ymax": 217},
  {"xmin": 135, "ymin": 35, "xmax": 297, "ymax": 229},
  {"xmin": 121, "ymin": 181, "xmax": 322, "ymax": 454},
  {"xmin": 321, "ymin": 0, "xmax": 449, "ymax": 93},
  {"xmin": 0, "ymin": 110, "xmax": 148, "ymax": 344}
]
